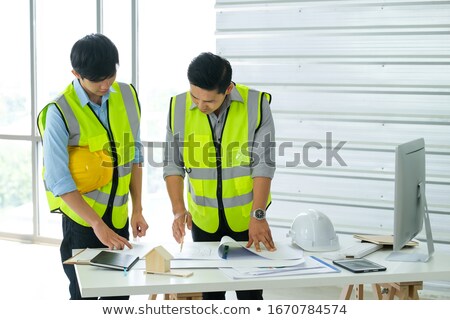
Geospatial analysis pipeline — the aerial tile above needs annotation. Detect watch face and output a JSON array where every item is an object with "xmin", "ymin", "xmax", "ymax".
[{"xmin": 254, "ymin": 209, "xmax": 265, "ymax": 220}]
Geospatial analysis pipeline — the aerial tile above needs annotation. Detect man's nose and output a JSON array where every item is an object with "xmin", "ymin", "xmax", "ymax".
[
  {"xmin": 197, "ymin": 101, "xmax": 205, "ymax": 109},
  {"xmin": 100, "ymin": 79, "xmax": 112, "ymax": 89}
]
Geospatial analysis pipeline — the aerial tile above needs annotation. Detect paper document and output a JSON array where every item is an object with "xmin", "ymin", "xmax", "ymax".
[
  {"xmin": 172, "ymin": 236, "xmax": 303, "ymax": 261},
  {"xmin": 171, "ymin": 258, "xmax": 305, "ymax": 269},
  {"xmin": 220, "ymin": 256, "xmax": 340, "ymax": 279},
  {"xmin": 167, "ymin": 236, "xmax": 304, "ymax": 268}
]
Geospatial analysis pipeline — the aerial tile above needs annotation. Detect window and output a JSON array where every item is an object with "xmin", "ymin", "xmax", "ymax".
[
  {"xmin": 103, "ymin": 0, "xmax": 132, "ymax": 84},
  {"xmin": 0, "ymin": 0, "xmax": 32, "ymax": 236},
  {"xmin": 0, "ymin": 0, "xmax": 30, "ymax": 135},
  {"xmin": 0, "ymin": 141, "xmax": 33, "ymax": 235},
  {"xmin": 137, "ymin": 0, "xmax": 215, "ymax": 242},
  {"xmin": 0, "ymin": 0, "xmax": 215, "ymax": 243},
  {"xmin": 35, "ymin": 0, "xmax": 96, "ymax": 239}
]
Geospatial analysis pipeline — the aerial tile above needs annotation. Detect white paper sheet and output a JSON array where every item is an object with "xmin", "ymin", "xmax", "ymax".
[
  {"xmin": 164, "ymin": 237, "xmax": 305, "ymax": 268},
  {"xmin": 171, "ymin": 258, "xmax": 305, "ymax": 269},
  {"xmin": 219, "ymin": 256, "xmax": 340, "ymax": 279},
  {"xmin": 171, "ymin": 236, "xmax": 303, "ymax": 261},
  {"xmin": 219, "ymin": 236, "xmax": 304, "ymax": 260}
]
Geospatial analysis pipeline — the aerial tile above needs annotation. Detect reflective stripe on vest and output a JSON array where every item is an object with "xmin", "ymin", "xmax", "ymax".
[
  {"xmin": 37, "ymin": 81, "xmax": 140, "ymax": 228},
  {"xmin": 171, "ymin": 84, "xmax": 271, "ymax": 233}
]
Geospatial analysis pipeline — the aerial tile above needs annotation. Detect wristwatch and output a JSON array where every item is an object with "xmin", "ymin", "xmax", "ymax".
[{"xmin": 251, "ymin": 208, "xmax": 266, "ymax": 221}]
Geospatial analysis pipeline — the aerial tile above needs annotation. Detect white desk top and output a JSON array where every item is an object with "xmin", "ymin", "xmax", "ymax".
[{"xmin": 76, "ymin": 235, "xmax": 450, "ymax": 298}]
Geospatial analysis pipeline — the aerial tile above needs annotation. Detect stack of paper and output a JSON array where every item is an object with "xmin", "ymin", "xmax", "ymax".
[
  {"xmin": 168, "ymin": 236, "xmax": 305, "ymax": 268},
  {"xmin": 220, "ymin": 256, "xmax": 340, "ymax": 279}
]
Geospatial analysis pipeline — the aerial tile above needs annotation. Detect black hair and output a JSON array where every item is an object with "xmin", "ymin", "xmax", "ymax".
[
  {"xmin": 187, "ymin": 52, "xmax": 232, "ymax": 94},
  {"xmin": 70, "ymin": 33, "xmax": 119, "ymax": 82}
]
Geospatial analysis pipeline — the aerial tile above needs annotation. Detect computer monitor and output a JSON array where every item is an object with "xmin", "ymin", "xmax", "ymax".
[{"xmin": 386, "ymin": 138, "xmax": 434, "ymax": 262}]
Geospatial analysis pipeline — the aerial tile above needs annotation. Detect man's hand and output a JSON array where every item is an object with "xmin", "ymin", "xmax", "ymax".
[
  {"xmin": 246, "ymin": 218, "xmax": 276, "ymax": 252},
  {"xmin": 130, "ymin": 210, "xmax": 149, "ymax": 239},
  {"xmin": 172, "ymin": 211, "xmax": 192, "ymax": 243},
  {"xmin": 91, "ymin": 220, "xmax": 132, "ymax": 250},
  {"xmin": 60, "ymin": 190, "xmax": 132, "ymax": 250}
]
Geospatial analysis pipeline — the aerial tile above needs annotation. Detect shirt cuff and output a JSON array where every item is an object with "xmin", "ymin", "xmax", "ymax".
[
  {"xmin": 47, "ymin": 175, "xmax": 78, "ymax": 197},
  {"xmin": 163, "ymin": 167, "xmax": 185, "ymax": 180},
  {"xmin": 251, "ymin": 165, "xmax": 276, "ymax": 179}
]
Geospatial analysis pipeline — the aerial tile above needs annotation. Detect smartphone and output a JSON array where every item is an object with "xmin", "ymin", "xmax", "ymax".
[{"xmin": 332, "ymin": 258, "xmax": 387, "ymax": 273}]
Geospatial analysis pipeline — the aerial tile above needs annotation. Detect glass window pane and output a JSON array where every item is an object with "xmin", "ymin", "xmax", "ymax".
[
  {"xmin": 0, "ymin": 0, "xmax": 31, "ymax": 135},
  {"xmin": 141, "ymin": 146, "xmax": 173, "ymax": 241},
  {"xmin": 37, "ymin": 144, "xmax": 62, "ymax": 239},
  {"xmin": 139, "ymin": 0, "xmax": 216, "ymax": 142},
  {"xmin": 138, "ymin": 1, "xmax": 215, "ymax": 243},
  {"xmin": 36, "ymin": 0, "xmax": 96, "ymax": 110},
  {"xmin": 35, "ymin": 0, "xmax": 95, "ymax": 240},
  {"xmin": 103, "ymin": 0, "xmax": 132, "ymax": 84},
  {"xmin": 0, "ymin": 141, "xmax": 32, "ymax": 235}
]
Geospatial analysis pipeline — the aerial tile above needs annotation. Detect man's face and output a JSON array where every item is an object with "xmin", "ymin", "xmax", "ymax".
[
  {"xmin": 80, "ymin": 75, "xmax": 116, "ymax": 97},
  {"xmin": 189, "ymin": 84, "xmax": 231, "ymax": 115},
  {"xmin": 72, "ymin": 69, "xmax": 116, "ymax": 101}
]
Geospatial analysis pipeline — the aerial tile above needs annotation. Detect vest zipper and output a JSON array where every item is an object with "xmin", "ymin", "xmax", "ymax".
[
  {"xmin": 88, "ymin": 102, "xmax": 119, "ymax": 215},
  {"xmin": 207, "ymin": 108, "xmax": 231, "ymax": 227}
]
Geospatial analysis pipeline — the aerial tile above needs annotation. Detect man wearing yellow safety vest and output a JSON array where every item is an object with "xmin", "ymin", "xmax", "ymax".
[
  {"xmin": 37, "ymin": 34, "xmax": 148, "ymax": 300},
  {"xmin": 164, "ymin": 52, "xmax": 276, "ymax": 300}
]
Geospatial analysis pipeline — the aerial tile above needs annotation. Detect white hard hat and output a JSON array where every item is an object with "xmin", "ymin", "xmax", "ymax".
[{"xmin": 286, "ymin": 209, "xmax": 340, "ymax": 251}]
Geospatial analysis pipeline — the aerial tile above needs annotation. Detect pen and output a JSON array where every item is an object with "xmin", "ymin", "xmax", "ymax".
[{"xmin": 180, "ymin": 213, "xmax": 187, "ymax": 253}]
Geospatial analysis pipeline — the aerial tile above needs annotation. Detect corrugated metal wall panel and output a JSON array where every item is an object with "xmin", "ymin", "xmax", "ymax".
[
  {"xmin": 217, "ymin": 35, "xmax": 450, "ymax": 60},
  {"xmin": 217, "ymin": 2, "xmax": 450, "ymax": 30},
  {"xmin": 216, "ymin": 0, "xmax": 450, "ymax": 243}
]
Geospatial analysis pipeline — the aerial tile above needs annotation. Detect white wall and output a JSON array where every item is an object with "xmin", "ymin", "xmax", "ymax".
[{"xmin": 216, "ymin": 0, "xmax": 450, "ymax": 244}]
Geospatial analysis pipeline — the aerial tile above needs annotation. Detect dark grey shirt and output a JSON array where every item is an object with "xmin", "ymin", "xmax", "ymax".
[{"xmin": 163, "ymin": 86, "xmax": 276, "ymax": 179}]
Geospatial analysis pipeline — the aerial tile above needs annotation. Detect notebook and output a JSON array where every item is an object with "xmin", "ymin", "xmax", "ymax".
[
  {"xmin": 353, "ymin": 234, "xmax": 418, "ymax": 247},
  {"xmin": 89, "ymin": 250, "xmax": 139, "ymax": 271}
]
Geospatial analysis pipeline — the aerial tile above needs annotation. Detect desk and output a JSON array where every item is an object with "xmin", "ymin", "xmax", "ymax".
[{"xmin": 75, "ymin": 237, "xmax": 450, "ymax": 299}]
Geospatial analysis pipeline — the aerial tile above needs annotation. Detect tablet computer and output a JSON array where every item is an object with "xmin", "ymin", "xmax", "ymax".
[
  {"xmin": 90, "ymin": 251, "xmax": 139, "ymax": 271},
  {"xmin": 332, "ymin": 258, "xmax": 387, "ymax": 273}
]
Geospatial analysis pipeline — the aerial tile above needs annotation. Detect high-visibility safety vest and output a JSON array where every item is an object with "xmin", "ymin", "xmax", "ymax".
[
  {"xmin": 170, "ymin": 84, "xmax": 271, "ymax": 233},
  {"xmin": 37, "ymin": 81, "xmax": 140, "ymax": 229}
]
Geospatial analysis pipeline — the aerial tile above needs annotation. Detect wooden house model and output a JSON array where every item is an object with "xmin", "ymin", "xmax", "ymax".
[{"xmin": 144, "ymin": 245, "xmax": 174, "ymax": 273}]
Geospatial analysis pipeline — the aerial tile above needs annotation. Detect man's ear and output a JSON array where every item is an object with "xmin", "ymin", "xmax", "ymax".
[
  {"xmin": 71, "ymin": 69, "xmax": 81, "ymax": 79},
  {"xmin": 225, "ymin": 83, "xmax": 234, "ymax": 95}
]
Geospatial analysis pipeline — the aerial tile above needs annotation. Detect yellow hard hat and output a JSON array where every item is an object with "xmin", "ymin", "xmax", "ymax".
[{"xmin": 68, "ymin": 146, "xmax": 113, "ymax": 194}]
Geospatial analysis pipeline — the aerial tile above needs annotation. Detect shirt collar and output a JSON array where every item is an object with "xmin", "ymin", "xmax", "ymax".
[
  {"xmin": 189, "ymin": 85, "xmax": 244, "ymax": 110},
  {"xmin": 73, "ymin": 79, "xmax": 115, "ymax": 108}
]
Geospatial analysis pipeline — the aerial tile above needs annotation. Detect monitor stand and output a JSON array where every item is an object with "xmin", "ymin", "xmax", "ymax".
[{"xmin": 386, "ymin": 192, "xmax": 435, "ymax": 262}]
